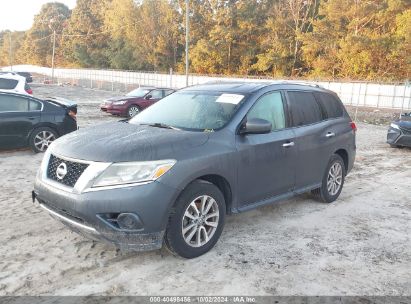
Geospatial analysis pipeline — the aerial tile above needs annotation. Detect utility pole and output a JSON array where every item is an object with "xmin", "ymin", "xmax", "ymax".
[
  {"xmin": 185, "ymin": 0, "xmax": 189, "ymax": 87},
  {"xmin": 9, "ymin": 32, "xmax": 13, "ymax": 71},
  {"xmin": 51, "ymin": 30, "xmax": 56, "ymax": 83}
]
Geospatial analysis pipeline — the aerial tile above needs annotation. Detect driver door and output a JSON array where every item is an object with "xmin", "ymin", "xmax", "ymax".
[{"xmin": 235, "ymin": 91, "xmax": 296, "ymax": 208}]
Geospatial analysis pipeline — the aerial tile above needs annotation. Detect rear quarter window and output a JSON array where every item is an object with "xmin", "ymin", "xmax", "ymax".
[
  {"xmin": 29, "ymin": 99, "xmax": 42, "ymax": 111},
  {"xmin": 315, "ymin": 92, "xmax": 344, "ymax": 119},
  {"xmin": 0, "ymin": 78, "xmax": 18, "ymax": 90},
  {"xmin": 287, "ymin": 91, "xmax": 323, "ymax": 127}
]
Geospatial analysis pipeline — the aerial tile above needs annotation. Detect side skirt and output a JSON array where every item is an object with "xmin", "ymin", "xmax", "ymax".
[{"xmin": 233, "ymin": 183, "xmax": 322, "ymax": 213}]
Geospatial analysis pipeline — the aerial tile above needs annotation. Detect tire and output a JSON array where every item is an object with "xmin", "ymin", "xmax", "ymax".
[
  {"xmin": 127, "ymin": 105, "xmax": 140, "ymax": 118},
  {"xmin": 165, "ymin": 180, "xmax": 226, "ymax": 259},
  {"xmin": 29, "ymin": 127, "xmax": 58, "ymax": 153},
  {"xmin": 312, "ymin": 154, "xmax": 346, "ymax": 203}
]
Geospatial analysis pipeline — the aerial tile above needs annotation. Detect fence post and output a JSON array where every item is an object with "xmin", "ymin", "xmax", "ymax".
[
  {"xmin": 363, "ymin": 82, "xmax": 369, "ymax": 107},
  {"xmin": 400, "ymin": 82, "xmax": 407, "ymax": 118},
  {"xmin": 354, "ymin": 83, "xmax": 362, "ymax": 122},
  {"xmin": 376, "ymin": 83, "xmax": 381, "ymax": 108},
  {"xmin": 392, "ymin": 84, "xmax": 397, "ymax": 109},
  {"xmin": 169, "ymin": 68, "xmax": 173, "ymax": 88},
  {"xmin": 350, "ymin": 83, "xmax": 354, "ymax": 105}
]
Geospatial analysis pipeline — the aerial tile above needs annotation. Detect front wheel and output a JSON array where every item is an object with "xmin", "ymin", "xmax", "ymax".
[
  {"xmin": 165, "ymin": 180, "xmax": 226, "ymax": 258},
  {"xmin": 127, "ymin": 105, "xmax": 140, "ymax": 118},
  {"xmin": 312, "ymin": 154, "xmax": 346, "ymax": 203}
]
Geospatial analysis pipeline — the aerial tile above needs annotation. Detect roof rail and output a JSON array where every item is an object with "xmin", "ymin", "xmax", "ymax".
[{"xmin": 277, "ymin": 80, "xmax": 323, "ymax": 88}]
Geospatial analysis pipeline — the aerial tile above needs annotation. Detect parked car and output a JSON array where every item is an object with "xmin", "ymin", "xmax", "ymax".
[
  {"xmin": 0, "ymin": 92, "xmax": 77, "ymax": 153},
  {"xmin": 387, "ymin": 112, "xmax": 411, "ymax": 148},
  {"xmin": 0, "ymin": 73, "xmax": 32, "ymax": 95},
  {"xmin": 16, "ymin": 72, "xmax": 33, "ymax": 83},
  {"xmin": 33, "ymin": 82, "xmax": 356, "ymax": 258},
  {"xmin": 100, "ymin": 87, "xmax": 175, "ymax": 118}
]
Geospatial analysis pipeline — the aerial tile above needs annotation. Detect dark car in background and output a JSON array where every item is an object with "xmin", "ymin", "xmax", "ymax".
[
  {"xmin": 16, "ymin": 72, "xmax": 33, "ymax": 83},
  {"xmin": 100, "ymin": 87, "xmax": 175, "ymax": 118},
  {"xmin": 0, "ymin": 92, "xmax": 77, "ymax": 153},
  {"xmin": 387, "ymin": 112, "xmax": 411, "ymax": 148},
  {"xmin": 33, "ymin": 82, "xmax": 356, "ymax": 258}
]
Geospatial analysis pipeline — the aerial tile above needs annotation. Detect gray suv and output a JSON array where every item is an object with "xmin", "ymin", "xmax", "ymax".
[{"xmin": 33, "ymin": 82, "xmax": 356, "ymax": 258}]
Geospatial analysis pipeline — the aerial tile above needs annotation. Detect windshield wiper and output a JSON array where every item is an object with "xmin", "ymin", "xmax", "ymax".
[{"xmin": 141, "ymin": 123, "xmax": 181, "ymax": 130}]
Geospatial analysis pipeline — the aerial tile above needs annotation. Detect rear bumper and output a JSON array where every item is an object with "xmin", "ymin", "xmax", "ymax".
[{"xmin": 387, "ymin": 127, "xmax": 411, "ymax": 147}]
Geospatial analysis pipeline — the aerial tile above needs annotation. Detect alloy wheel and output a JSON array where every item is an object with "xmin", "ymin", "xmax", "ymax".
[
  {"xmin": 34, "ymin": 131, "xmax": 55, "ymax": 152},
  {"xmin": 181, "ymin": 195, "xmax": 219, "ymax": 248},
  {"xmin": 128, "ymin": 106, "xmax": 139, "ymax": 117},
  {"xmin": 327, "ymin": 162, "xmax": 343, "ymax": 196}
]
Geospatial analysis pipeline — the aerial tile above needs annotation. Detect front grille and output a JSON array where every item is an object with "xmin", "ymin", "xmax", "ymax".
[
  {"xmin": 47, "ymin": 154, "xmax": 89, "ymax": 187},
  {"xmin": 401, "ymin": 128, "xmax": 411, "ymax": 135}
]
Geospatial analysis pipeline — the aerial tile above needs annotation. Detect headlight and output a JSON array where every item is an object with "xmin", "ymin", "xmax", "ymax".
[
  {"xmin": 112, "ymin": 100, "xmax": 128, "ymax": 105},
  {"xmin": 390, "ymin": 123, "xmax": 400, "ymax": 130},
  {"xmin": 92, "ymin": 160, "xmax": 176, "ymax": 188}
]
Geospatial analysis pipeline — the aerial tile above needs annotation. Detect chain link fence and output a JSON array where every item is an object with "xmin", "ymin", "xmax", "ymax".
[{"xmin": 3, "ymin": 65, "xmax": 411, "ymax": 111}]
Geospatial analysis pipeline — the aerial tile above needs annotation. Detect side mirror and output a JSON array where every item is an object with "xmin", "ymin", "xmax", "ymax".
[
  {"xmin": 240, "ymin": 118, "xmax": 272, "ymax": 135},
  {"xmin": 145, "ymin": 94, "xmax": 152, "ymax": 100}
]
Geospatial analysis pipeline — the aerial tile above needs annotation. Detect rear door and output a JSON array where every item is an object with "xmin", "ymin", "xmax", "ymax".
[
  {"xmin": 285, "ymin": 91, "xmax": 329, "ymax": 191},
  {"xmin": 0, "ymin": 94, "xmax": 41, "ymax": 149},
  {"xmin": 236, "ymin": 91, "xmax": 296, "ymax": 207}
]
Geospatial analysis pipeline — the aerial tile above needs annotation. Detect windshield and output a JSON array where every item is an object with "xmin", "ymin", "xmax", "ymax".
[
  {"xmin": 126, "ymin": 88, "xmax": 150, "ymax": 97},
  {"xmin": 129, "ymin": 91, "xmax": 246, "ymax": 131}
]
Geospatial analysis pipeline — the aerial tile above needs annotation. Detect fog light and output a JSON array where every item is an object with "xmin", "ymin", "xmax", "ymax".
[{"xmin": 117, "ymin": 213, "xmax": 143, "ymax": 230}]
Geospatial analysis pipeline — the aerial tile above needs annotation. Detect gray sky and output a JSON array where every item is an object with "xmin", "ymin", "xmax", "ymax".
[{"xmin": 0, "ymin": 0, "xmax": 77, "ymax": 31}]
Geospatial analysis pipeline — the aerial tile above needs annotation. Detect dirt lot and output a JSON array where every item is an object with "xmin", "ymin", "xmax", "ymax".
[{"xmin": 0, "ymin": 84, "xmax": 410, "ymax": 296}]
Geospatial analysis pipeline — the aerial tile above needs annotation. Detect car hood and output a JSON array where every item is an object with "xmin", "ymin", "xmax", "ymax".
[{"xmin": 51, "ymin": 122, "xmax": 210, "ymax": 162}]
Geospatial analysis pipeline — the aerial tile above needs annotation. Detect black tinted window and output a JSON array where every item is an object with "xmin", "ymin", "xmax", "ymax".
[
  {"xmin": 0, "ymin": 95, "xmax": 29, "ymax": 112},
  {"xmin": 288, "ymin": 91, "xmax": 323, "ymax": 126},
  {"xmin": 0, "ymin": 78, "xmax": 18, "ymax": 90},
  {"xmin": 315, "ymin": 92, "xmax": 344, "ymax": 119}
]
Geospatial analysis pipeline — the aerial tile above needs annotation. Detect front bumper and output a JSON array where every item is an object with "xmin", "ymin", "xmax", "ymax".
[
  {"xmin": 387, "ymin": 127, "xmax": 411, "ymax": 147},
  {"xmin": 33, "ymin": 175, "xmax": 179, "ymax": 251},
  {"xmin": 100, "ymin": 103, "xmax": 126, "ymax": 115}
]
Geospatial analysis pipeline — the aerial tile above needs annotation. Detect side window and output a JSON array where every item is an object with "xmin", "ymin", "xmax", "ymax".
[
  {"xmin": 287, "ymin": 91, "xmax": 322, "ymax": 127},
  {"xmin": 247, "ymin": 91, "xmax": 285, "ymax": 131},
  {"xmin": 315, "ymin": 92, "xmax": 344, "ymax": 119},
  {"xmin": 150, "ymin": 90, "xmax": 163, "ymax": 99},
  {"xmin": 0, "ymin": 95, "xmax": 29, "ymax": 112},
  {"xmin": 164, "ymin": 89, "xmax": 174, "ymax": 97},
  {"xmin": 29, "ymin": 99, "xmax": 42, "ymax": 111},
  {"xmin": 0, "ymin": 78, "xmax": 18, "ymax": 90}
]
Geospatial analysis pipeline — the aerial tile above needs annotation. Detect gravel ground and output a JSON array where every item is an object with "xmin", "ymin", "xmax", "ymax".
[{"xmin": 0, "ymin": 84, "xmax": 410, "ymax": 296}]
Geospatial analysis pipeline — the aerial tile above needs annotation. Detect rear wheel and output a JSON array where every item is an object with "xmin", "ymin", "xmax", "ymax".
[
  {"xmin": 165, "ymin": 180, "xmax": 226, "ymax": 258},
  {"xmin": 312, "ymin": 154, "xmax": 346, "ymax": 203},
  {"xmin": 127, "ymin": 105, "xmax": 140, "ymax": 118},
  {"xmin": 29, "ymin": 127, "xmax": 58, "ymax": 153}
]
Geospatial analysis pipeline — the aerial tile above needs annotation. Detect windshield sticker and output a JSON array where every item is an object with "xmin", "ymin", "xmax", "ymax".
[{"xmin": 216, "ymin": 94, "xmax": 244, "ymax": 105}]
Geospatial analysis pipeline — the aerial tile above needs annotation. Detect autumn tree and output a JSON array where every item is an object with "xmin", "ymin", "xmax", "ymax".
[{"xmin": 17, "ymin": 2, "xmax": 70, "ymax": 66}]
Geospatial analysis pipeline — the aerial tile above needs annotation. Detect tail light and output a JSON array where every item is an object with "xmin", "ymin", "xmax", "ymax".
[
  {"xmin": 350, "ymin": 122, "xmax": 357, "ymax": 132},
  {"xmin": 68, "ymin": 110, "xmax": 77, "ymax": 121},
  {"xmin": 26, "ymin": 88, "xmax": 33, "ymax": 95}
]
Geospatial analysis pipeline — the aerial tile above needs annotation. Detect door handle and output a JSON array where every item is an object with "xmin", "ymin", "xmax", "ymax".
[
  {"xmin": 282, "ymin": 141, "xmax": 295, "ymax": 148},
  {"xmin": 326, "ymin": 132, "xmax": 336, "ymax": 138}
]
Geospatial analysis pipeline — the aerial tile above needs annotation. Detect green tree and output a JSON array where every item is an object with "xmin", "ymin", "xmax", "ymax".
[{"xmin": 17, "ymin": 2, "xmax": 70, "ymax": 66}]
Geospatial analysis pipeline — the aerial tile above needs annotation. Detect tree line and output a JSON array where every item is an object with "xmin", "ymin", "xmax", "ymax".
[{"xmin": 0, "ymin": 0, "xmax": 410, "ymax": 81}]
